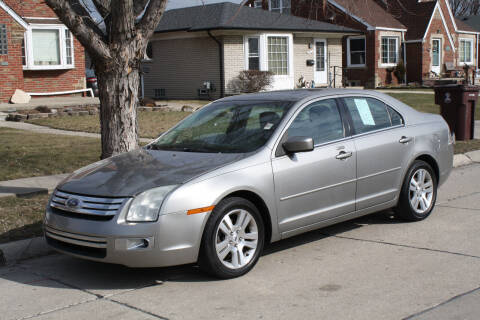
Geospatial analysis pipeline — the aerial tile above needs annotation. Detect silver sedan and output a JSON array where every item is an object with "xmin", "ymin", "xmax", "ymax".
[{"xmin": 44, "ymin": 89, "xmax": 454, "ymax": 278}]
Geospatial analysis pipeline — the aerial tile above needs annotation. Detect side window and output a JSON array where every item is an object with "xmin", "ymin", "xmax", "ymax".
[
  {"xmin": 387, "ymin": 106, "xmax": 404, "ymax": 126},
  {"xmin": 287, "ymin": 99, "xmax": 344, "ymax": 145},
  {"xmin": 343, "ymin": 97, "xmax": 393, "ymax": 134}
]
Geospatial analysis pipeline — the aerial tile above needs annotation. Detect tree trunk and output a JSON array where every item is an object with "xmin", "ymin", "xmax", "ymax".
[{"xmin": 96, "ymin": 59, "xmax": 140, "ymax": 159}]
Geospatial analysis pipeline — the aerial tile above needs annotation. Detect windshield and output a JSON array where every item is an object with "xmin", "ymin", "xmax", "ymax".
[{"xmin": 151, "ymin": 100, "xmax": 293, "ymax": 153}]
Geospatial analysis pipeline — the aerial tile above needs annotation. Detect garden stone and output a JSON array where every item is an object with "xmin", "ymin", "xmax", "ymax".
[
  {"xmin": 68, "ymin": 111, "xmax": 80, "ymax": 116},
  {"xmin": 152, "ymin": 107, "xmax": 163, "ymax": 112},
  {"xmin": 78, "ymin": 111, "xmax": 89, "ymax": 116},
  {"xmin": 182, "ymin": 105, "xmax": 194, "ymax": 112},
  {"xmin": 48, "ymin": 113, "xmax": 57, "ymax": 118},
  {"xmin": 10, "ymin": 89, "xmax": 31, "ymax": 104},
  {"xmin": 88, "ymin": 109, "xmax": 98, "ymax": 115}
]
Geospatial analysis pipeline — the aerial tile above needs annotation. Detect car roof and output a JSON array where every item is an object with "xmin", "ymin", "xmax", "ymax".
[{"xmin": 217, "ymin": 89, "xmax": 386, "ymax": 102}]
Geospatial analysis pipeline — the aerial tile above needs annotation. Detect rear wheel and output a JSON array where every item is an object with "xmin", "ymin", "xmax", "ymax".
[
  {"xmin": 198, "ymin": 197, "xmax": 265, "ymax": 279},
  {"xmin": 394, "ymin": 160, "xmax": 437, "ymax": 221}
]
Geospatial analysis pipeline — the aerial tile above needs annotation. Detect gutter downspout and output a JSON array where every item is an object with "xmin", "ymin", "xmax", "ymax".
[
  {"xmin": 402, "ymin": 31, "xmax": 407, "ymax": 85},
  {"xmin": 208, "ymin": 30, "xmax": 225, "ymax": 98}
]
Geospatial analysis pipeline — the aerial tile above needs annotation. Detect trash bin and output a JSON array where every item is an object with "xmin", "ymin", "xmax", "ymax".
[{"xmin": 434, "ymin": 84, "xmax": 479, "ymax": 141}]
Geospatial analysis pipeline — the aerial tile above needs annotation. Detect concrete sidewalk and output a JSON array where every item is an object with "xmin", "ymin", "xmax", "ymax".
[
  {"xmin": 0, "ymin": 97, "xmax": 99, "ymax": 112},
  {"xmin": 0, "ymin": 119, "xmax": 154, "ymax": 143},
  {"xmin": 0, "ymin": 174, "xmax": 68, "ymax": 198}
]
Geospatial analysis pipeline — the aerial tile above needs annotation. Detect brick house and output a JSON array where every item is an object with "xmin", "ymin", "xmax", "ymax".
[
  {"xmin": 248, "ymin": 0, "xmax": 479, "ymax": 87},
  {"xmin": 143, "ymin": 2, "xmax": 359, "ymax": 100},
  {"xmin": 0, "ymin": 0, "xmax": 85, "ymax": 102}
]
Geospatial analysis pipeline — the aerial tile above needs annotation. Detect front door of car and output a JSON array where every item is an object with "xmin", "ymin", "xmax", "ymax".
[
  {"xmin": 272, "ymin": 98, "xmax": 356, "ymax": 234},
  {"xmin": 340, "ymin": 96, "xmax": 414, "ymax": 210}
]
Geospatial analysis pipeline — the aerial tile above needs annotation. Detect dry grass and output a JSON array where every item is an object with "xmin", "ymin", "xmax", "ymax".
[
  {"xmin": 0, "ymin": 128, "xmax": 101, "ymax": 181},
  {"xmin": 0, "ymin": 194, "xmax": 50, "ymax": 244},
  {"xmin": 454, "ymin": 139, "xmax": 480, "ymax": 154},
  {"xmin": 387, "ymin": 93, "xmax": 480, "ymax": 120},
  {"xmin": 27, "ymin": 111, "xmax": 190, "ymax": 138}
]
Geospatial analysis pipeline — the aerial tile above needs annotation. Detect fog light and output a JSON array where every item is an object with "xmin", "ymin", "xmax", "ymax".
[
  {"xmin": 127, "ymin": 238, "xmax": 150, "ymax": 250},
  {"xmin": 115, "ymin": 237, "xmax": 154, "ymax": 251}
]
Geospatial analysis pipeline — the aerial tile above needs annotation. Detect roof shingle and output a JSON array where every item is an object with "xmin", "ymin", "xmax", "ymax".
[{"xmin": 155, "ymin": 2, "xmax": 360, "ymax": 34}]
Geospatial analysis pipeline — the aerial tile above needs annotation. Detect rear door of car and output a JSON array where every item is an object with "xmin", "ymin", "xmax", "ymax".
[
  {"xmin": 339, "ymin": 96, "xmax": 414, "ymax": 210},
  {"xmin": 272, "ymin": 98, "xmax": 356, "ymax": 234}
]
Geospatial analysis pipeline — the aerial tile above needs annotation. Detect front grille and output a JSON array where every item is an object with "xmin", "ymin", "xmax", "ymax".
[
  {"xmin": 50, "ymin": 190, "xmax": 129, "ymax": 219},
  {"xmin": 45, "ymin": 226, "xmax": 107, "ymax": 259}
]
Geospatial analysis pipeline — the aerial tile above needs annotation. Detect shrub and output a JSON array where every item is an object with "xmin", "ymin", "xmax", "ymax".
[
  {"xmin": 230, "ymin": 70, "xmax": 273, "ymax": 93},
  {"xmin": 394, "ymin": 60, "xmax": 406, "ymax": 84}
]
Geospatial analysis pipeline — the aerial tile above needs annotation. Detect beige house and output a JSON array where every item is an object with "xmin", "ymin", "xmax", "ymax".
[{"xmin": 143, "ymin": 2, "xmax": 360, "ymax": 100}]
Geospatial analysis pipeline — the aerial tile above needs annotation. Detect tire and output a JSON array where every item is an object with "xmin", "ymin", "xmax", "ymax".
[
  {"xmin": 394, "ymin": 160, "xmax": 437, "ymax": 221},
  {"xmin": 198, "ymin": 197, "xmax": 265, "ymax": 279}
]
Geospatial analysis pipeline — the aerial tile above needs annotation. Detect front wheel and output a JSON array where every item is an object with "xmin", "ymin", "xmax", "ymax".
[
  {"xmin": 394, "ymin": 160, "xmax": 437, "ymax": 221},
  {"xmin": 198, "ymin": 197, "xmax": 265, "ymax": 279}
]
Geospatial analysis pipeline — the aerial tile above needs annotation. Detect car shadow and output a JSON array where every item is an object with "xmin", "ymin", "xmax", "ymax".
[{"xmin": 0, "ymin": 209, "xmax": 410, "ymax": 291}]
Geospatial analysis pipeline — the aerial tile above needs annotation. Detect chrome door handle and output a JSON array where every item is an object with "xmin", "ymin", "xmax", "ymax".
[
  {"xmin": 399, "ymin": 136, "xmax": 412, "ymax": 144},
  {"xmin": 336, "ymin": 151, "xmax": 353, "ymax": 160}
]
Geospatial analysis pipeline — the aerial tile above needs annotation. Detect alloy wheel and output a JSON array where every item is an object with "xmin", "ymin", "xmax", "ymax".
[
  {"xmin": 409, "ymin": 168, "xmax": 434, "ymax": 214},
  {"xmin": 215, "ymin": 209, "xmax": 259, "ymax": 269}
]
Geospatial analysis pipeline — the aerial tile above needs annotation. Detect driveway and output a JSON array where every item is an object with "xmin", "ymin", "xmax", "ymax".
[{"xmin": 1, "ymin": 164, "xmax": 480, "ymax": 320}]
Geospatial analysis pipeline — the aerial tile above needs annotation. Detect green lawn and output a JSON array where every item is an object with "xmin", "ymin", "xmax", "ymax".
[
  {"xmin": 0, "ymin": 128, "xmax": 101, "ymax": 181},
  {"xmin": 0, "ymin": 194, "xmax": 50, "ymax": 244},
  {"xmin": 27, "ymin": 111, "xmax": 190, "ymax": 139},
  {"xmin": 386, "ymin": 93, "xmax": 480, "ymax": 120}
]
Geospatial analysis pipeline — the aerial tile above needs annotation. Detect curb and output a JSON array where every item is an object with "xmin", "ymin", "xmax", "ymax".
[
  {"xmin": 0, "ymin": 236, "xmax": 54, "ymax": 267},
  {"xmin": 454, "ymin": 150, "xmax": 480, "ymax": 168}
]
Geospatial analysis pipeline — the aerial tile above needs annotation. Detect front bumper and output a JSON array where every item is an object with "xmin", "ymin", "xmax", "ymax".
[{"xmin": 44, "ymin": 202, "xmax": 209, "ymax": 268}]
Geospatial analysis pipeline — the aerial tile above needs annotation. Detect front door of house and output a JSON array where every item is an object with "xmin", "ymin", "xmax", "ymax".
[
  {"xmin": 314, "ymin": 39, "xmax": 327, "ymax": 85},
  {"xmin": 432, "ymin": 39, "xmax": 441, "ymax": 75}
]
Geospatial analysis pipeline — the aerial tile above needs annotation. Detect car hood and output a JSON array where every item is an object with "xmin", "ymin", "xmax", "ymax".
[{"xmin": 57, "ymin": 148, "xmax": 246, "ymax": 197}]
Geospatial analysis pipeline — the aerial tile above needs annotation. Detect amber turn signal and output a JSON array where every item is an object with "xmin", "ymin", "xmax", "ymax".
[{"xmin": 187, "ymin": 205, "xmax": 215, "ymax": 215}]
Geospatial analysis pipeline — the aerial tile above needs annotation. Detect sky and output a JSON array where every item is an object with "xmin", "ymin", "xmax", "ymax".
[{"xmin": 166, "ymin": 0, "xmax": 242, "ymax": 10}]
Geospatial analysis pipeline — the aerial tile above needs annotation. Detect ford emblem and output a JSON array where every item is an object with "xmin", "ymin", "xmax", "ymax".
[{"xmin": 65, "ymin": 197, "xmax": 82, "ymax": 209}]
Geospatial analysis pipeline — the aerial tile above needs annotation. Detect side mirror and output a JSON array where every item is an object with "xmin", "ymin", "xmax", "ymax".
[{"xmin": 282, "ymin": 136, "xmax": 314, "ymax": 154}]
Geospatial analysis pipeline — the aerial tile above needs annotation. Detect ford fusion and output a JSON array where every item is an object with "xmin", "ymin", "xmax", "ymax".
[{"xmin": 45, "ymin": 89, "xmax": 454, "ymax": 278}]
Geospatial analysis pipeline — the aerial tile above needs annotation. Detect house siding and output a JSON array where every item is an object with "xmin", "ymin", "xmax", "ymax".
[
  {"xmin": 406, "ymin": 42, "xmax": 423, "ymax": 83},
  {"xmin": 0, "ymin": 8, "xmax": 25, "ymax": 101},
  {"xmin": 143, "ymin": 37, "xmax": 221, "ymax": 100}
]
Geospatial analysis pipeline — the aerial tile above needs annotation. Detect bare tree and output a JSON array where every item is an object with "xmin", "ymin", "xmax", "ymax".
[
  {"xmin": 450, "ymin": 0, "xmax": 480, "ymax": 16},
  {"xmin": 45, "ymin": 0, "xmax": 168, "ymax": 159}
]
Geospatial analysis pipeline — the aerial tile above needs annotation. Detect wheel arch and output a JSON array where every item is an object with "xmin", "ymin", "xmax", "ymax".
[
  {"xmin": 415, "ymin": 154, "xmax": 440, "ymax": 182},
  {"xmin": 223, "ymin": 190, "xmax": 273, "ymax": 244}
]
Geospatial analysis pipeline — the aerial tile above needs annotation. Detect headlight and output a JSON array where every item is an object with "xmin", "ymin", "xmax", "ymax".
[{"xmin": 126, "ymin": 185, "xmax": 178, "ymax": 222}]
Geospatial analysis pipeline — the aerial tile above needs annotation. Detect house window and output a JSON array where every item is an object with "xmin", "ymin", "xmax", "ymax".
[
  {"xmin": 459, "ymin": 38, "xmax": 473, "ymax": 64},
  {"xmin": 21, "ymin": 38, "xmax": 26, "ymax": 65},
  {"xmin": 32, "ymin": 29, "xmax": 61, "ymax": 65},
  {"xmin": 269, "ymin": 0, "xmax": 290, "ymax": 14},
  {"xmin": 268, "ymin": 36, "xmax": 288, "ymax": 75},
  {"xmin": 0, "ymin": 24, "xmax": 7, "ymax": 55},
  {"xmin": 23, "ymin": 25, "xmax": 74, "ymax": 70},
  {"xmin": 254, "ymin": 0, "xmax": 263, "ymax": 8},
  {"xmin": 347, "ymin": 36, "xmax": 366, "ymax": 67},
  {"xmin": 247, "ymin": 37, "xmax": 260, "ymax": 70},
  {"xmin": 65, "ymin": 30, "xmax": 73, "ymax": 65},
  {"xmin": 381, "ymin": 37, "xmax": 398, "ymax": 65}
]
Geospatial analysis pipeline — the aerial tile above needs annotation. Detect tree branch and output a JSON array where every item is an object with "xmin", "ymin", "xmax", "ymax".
[
  {"xmin": 91, "ymin": 0, "xmax": 111, "ymax": 18},
  {"xmin": 46, "ymin": 0, "xmax": 111, "ymax": 62},
  {"xmin": 133, "ymin": 0, "xmax": 150, "ymax": 16},
  {"xmin": 136, "ymin": 0, "xmax": 167, "ymax": 40}
]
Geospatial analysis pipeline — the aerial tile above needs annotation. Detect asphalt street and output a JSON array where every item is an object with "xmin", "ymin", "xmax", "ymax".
[{"xmin": 1, "ymin": 163, "xmax": 480, "ymax": 320}]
